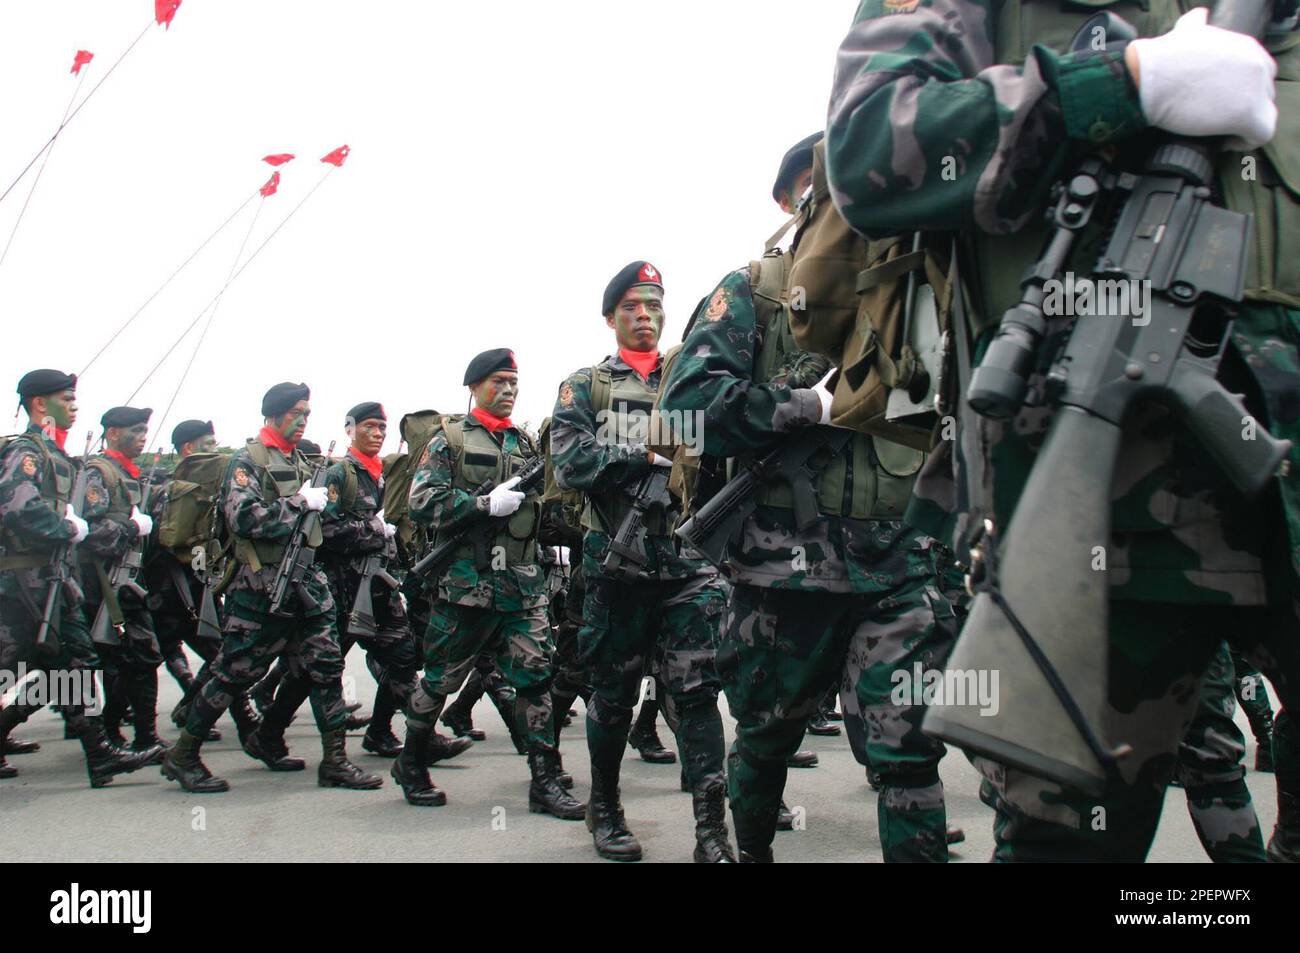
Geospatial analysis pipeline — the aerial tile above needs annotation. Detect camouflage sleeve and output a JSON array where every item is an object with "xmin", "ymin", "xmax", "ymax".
[
  {"xmin": 0, "ymin": 443, "xmax": 74, "ymax": 548},
  {"xmin": 550, "ymin": 367, "xmax": 651, "ymax": 492},
  {"xmin": 223, "ymin": 451, "xmax": 303, "ymax": 540},
  {"xmin": 82, "ymin": 465, "xmax": 133, "ymax": 560},
  {"xmin": 825, "ymin": 0, "xmax": 1146, "ymax": 236},
  {"xmin": 321, "ymin": 462, "xmax": 384, "ymax": 554},
  {"xmin": 409, "ymin": 432, "xmax": 480, "ymax": 534},
  {"xmin": 660, "ymin": 270, "xmax": 823, "ymax": 457}
]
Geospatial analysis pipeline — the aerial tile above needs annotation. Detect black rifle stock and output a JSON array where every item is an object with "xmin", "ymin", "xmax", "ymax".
[
  {"xmin": 601, "ymin": 466, "xmax": 672, "ymax": 581},
  {"xmin": 267, "ymin": 441, "xmax": 336, "ymax": 617},
  {"xmin": 90, "ymin": 455, "xmax": 161, "ymax": 647},
  {"xmin": 347, "ymin": 550, "xmax": 401, "ymax": 639},
  {"xmin": 35, "ymin": 433, "xmax": 94, "ymax": 651},
  {"xmin": 675, "ymin": 428, "xmax": 851, "ymax": 569},
  {"xmin": 925, "ymin": 0, "xmax": 1288, "ymax": 796},
  {"xmin": 409, "ymin": 456, "xmax": 545, "ymax": 591}
]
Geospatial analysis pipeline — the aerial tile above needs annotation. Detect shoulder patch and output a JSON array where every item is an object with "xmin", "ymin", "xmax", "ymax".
[
  {"xmin": 328, "ymin": 484, "xmax": 339, "ymax": 503},
  {"xmin": 85, "ymin": 486, "xmax": 100, "ymax": 506},
  {"xmin": 559, "ymin": 382, "xmax": 575, "ymax": 407},
  {"xmin": 233, "ymin": 467, "xmax": 251, "ymax": 488},
  {"xmin": 883, "ymin": 0, "xmax": 920, "ymax": 12},
  {"xmin": 705, "ymin": 287, "xmax": 730, "ymax": 322},
  {"xmin": 20, "ymin": 455, "xmax": 37, "ymax": 477}
]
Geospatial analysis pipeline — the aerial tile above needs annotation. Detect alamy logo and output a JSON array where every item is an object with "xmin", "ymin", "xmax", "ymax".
[
  {"xmin": 1041, "ymin": 272, "xmax": 1151, "ymax": 326},
  {"xmin": 49, "ymin": 883, "xmax": 151, "ymax": 933},
  {"xmin": 890, "ymin": 663, "xmax": 1000, "ymax": 716}
]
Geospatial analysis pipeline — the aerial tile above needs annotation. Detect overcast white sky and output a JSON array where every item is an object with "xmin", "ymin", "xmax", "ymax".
[{"xmin": 1, "ymin": 0, "xmax": 853, "ymax": 455}]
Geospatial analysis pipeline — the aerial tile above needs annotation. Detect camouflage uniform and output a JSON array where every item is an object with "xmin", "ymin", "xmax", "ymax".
[
  {"xmin": 826, "ymin": 0, "xmax": 1300, "ymax": 860},
  {"xmin": 184, "ymin": 440, "xmax": 349, "ymax": 737},
  {"xmin": 661, "ymin": 269, "xmax": 954, "ymax": 862},
  {"xmin": 405, "ymin": 416, "xmax": 555, "ymax": 750},
  {"xmin": 551, "ymin": 355, "xmax": 728, "ymax": 838}
]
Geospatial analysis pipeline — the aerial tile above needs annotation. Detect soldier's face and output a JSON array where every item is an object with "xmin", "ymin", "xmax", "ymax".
[
  {"xmin": 181, "ymin": 434, "xmax": 217, "ymax": 457},
  {"xmin": 471, "ymin": 370, "xmax": 518, "ymax": 417},
  {"xmin": 33, "ymin": 390, "xmax": 77, "ymax": 430},
  {"xmin": 108, "ymin": 424, "xmax": 148, "ymax": 458},
  {"xmin": 352, "ymin": 418, "xmax": 387, "ymax": 456},
  {"xmin": 274, "ymin": 401, "xmax": 311, "ymax": 444},
  {"xmin": 607, "ymin": 287, "xmax": 665, "ymax": 352},
  {"xmin": 777, "ymin": 166, "xmax": 814, "ymax": 215}
]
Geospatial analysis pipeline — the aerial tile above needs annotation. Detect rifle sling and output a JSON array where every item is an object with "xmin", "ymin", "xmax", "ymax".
[{"xmin": 94, "ymin": 561, "xmax": 126, "ymax": 627}]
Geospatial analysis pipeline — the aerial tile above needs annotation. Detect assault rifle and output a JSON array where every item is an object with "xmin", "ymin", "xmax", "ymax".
[
  {"xmin": 601, "ymin": 466, "xmax": 673, "ymax": 581},
  {"xmin": 267, "ymin": 440, "xmax": 336, "ymax": 617},
  {"xmin": 90, "ymin": 453, "xmax": 162, "ymax": 646},
  {"xmin": 347, "ymin": 549, "xmax": 402, "ymax": 639},
  {"xmin": 923, "ymin": 0, "xmax": 1290, "ymax": 796},
  {"xmin": 35, "ymin": 433, "xmax": 95, "ymax": 651},
  {"xmin": 408, "ymin": 455, "xmax": 545, "ymax": 590},
  {"xmin": 675, "ymin": 427, "xmax": 852, "ymax": 569}
]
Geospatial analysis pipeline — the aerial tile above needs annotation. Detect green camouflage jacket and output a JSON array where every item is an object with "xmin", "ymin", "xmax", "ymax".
[
  {"xmin": 0, "ymin": 426, "xmax": 80, "ymax": 599},
  {"xmin": 321, "ymin": 454, "xmax": 394, "ymax": 604},
  {"xmin": 826, "ymin": 0, "xmax": 1286, "ymax": 605},
  {"xmin": 551, "ymin": 353, "xmax": 711, "ymax": 581},
  {"xmin": 661, "ymin": 267, "xmax": 941, "ymax": 593},
  {"xmin": 408, "ymin": 416, "xmax": 545, "ymax": 611}
]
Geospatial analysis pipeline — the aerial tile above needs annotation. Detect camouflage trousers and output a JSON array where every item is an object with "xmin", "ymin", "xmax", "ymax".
[
  {"xmin": 407, "ymin": 600, "xmax": 556, "ymax": 750},
  {"xmin": 78, "ymin": 578, "xmax": 164, "ymax": 744},
  {"xmin": 722, "ymin": 576, "xmax": 955, "ymax": 862},
  {"xmin": 1231, "ymin": 650, "xmax": 1276, "ymax": 742},
  {"xmin": 978, "ymin": 601, "xmax": 1294, "ymax": 861},
  {"xmin": 579, "ymin": 563, "xmax": 726, "ymax": 794},
  {"xmin": 188, "ymin": 582, "xmax": 349, "ymax": 735},
  {"xmin": 0, "ymin": 593, "xmax": 101, "ymax": 727},
  {"xmin": 145, "ymin": 560, "xmax": 222, "ymax": 683}
]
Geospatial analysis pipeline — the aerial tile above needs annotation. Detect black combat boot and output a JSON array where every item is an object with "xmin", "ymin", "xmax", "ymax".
[
  {"xmin": 0, "ymin": 703, "xmax": 33, "ymax": 778},
  {"xmin": 160, "ymin": 728, "xmax": 230, "ymax": 793},
  {"xmin": 627, "ymin": 698, "xmax": 676, "ymax": 764},
  {"xmin": 550, "ymin": 689, "xmax": 578, "ymax": 789},
  {"xmin": 776, "ymin": 800, "xmax": 795, "ymax": 831},
  {"xmin": 528, "ymin": 747, "xmax": 586, "ymax": 819},
  {"xmin": 172, "ymin": 667, "xmax": 223, "ymax": 741},
  {"xmin": 586, "ymin": 761, "xmax": 642, "ymax": 861},
  {"xmin": 318, "ymin": 728, "xmax": 382, "ymax": 789},
  {"xmin": 787, "ymin": 750, "xmax": 819, "ymax": 768},
  {"xmin": 441, "ymin": 669, "xmax": 487, "ymax": 740},
  {"xmin": 243, "ymin": 718, "xmax": 307, "ymax": 771},
  {"xmin": 227, "ymin": 691, "xmax": 260, "ymax": 746},
  {"xmin": 807, "ymin": 710, "xmax": 841, "ymax": 737},
  {"xmin": 1254, "ymin": 720, "xmax": 1275, "ymax": 773},
  {"xmin": 76, "ymin": 717, "xmax": 156, "ymax": 788},
  {"xmin": 391, "ymin": 720, "xmax": 446, "ymax": 806},
  {"xmin": 1268, "ymin": 790, "xmax": 1300, "ymax": 863},
  {"xmin": 947, "ymin": 824, "xmax": 966, "ymax": 845},
  {"xmin": 425, "ymin": 730, "xmax": 473, "ymax": 765},
  {"xmin": 250, "ymin": 663, "xmax": 283, "ymax": 716},
  {"xmin": 362, "ymin": 687, "xmax": 404, "ymax": 757},
  {"xmin": 128, "ymin": 669, "xmax": 169, "ymax": 765},
  {"xmin": 692, "ymin": 782, "xmax": 736, "ymax": 863},
  {"xmin": 483, "ymin": 668, "xmax": 525, "ymax": 754},
  {"xmin": 738, "ymin": 846, "xmax": 774, "ymax": 862}
]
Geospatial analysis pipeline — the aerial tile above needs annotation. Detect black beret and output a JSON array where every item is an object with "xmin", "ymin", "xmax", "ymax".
[
  {"xmin": 261, "ymin": 381, "xmax": 311, "ymax": 417},
  {"xmin": 463, "ymin": 349, "xmax": 517, "ymax": 386},
  {"xmin": 101, "ymin": 406, "xmax": 152, "ymax": 428},
  {"xmin": 772, "ymin": 131, "xmax": 824, "ymax": 203},
  {"xmin": 17, "ymin": 368, "xmax": 76, "ymax": 404},
  {"xmin": 297, "ymin": 438, "xmax": 322, "ymax": 456},
  {"xmin": 602, "ymin": 261, "xmax": 663, "ymax": 316},
  {"xmin": 171, "ymin": 419, "xmax": 214, "ymax": 450},
  {"xmin": 346, "ymin": 402, "xmax": 386, "ymax": 427}
]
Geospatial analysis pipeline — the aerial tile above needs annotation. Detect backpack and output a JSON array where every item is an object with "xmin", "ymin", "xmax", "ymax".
[
  {"xmin": 786, "ymin": 140, "xmax": 951, "ymax": 451},
  {"xmin": 382, "ymin": 410, "xmax": 463, "ymax": 563},
  {"xmin": 156, "ymin": 451, "xmax": 231, "ymax": 569},
  {"xmin": 539, "ymin": 416, "xmax": 585, "ymax": 533}
]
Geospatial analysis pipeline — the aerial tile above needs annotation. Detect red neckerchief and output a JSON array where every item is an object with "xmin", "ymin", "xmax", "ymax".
[
  {"xmin": 258, "ymin": 425, "xmax": 298, "ymax": 456},
  {"xmin": 619, "ymin": 347, "xmax": 660, "ymax": 382},
  {"xmin": 348, "ymin": 446, "xmax": 383, "ymax": 482},
  {"xmin": 54, "ymin": 427, "xmax": 69, "ymax": 451},
  {"xmin": 470, "ymin": 406, "xmax": 513, "ymax": 434},
  {"xmin": 104, "ymin": 448, "xmax": 141, "ymax": 479}
]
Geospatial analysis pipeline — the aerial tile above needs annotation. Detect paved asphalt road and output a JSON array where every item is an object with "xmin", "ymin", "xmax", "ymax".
[{"xmin": 0, "ymin": 650, "xmax": 1281, "ymax": 863}]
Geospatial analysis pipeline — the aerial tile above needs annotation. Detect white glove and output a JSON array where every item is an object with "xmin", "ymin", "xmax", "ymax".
[
  {"xmin": 649, "ymin": 452, "xmax": 674, "ymax": 468},
  {"xmin": 65, "ymin": 503, "xmax": 89, "ymax": 544},
  {"xmin": 129, "ymin": 506, "xmax": 153, "ymax": 538},
  {"xmin": 554, "ymin": 546, "xmax": 571, "ymax": 567},
  {"xmin": 1129, "ymin": 8, "xmax": 1277, "ymax": 150},
  {"xmin": 485, "ymin": 476, "xmax": 524, "ymax": 517},
  {"xmin": 296, "ymin": 484, "xmax": 329, "ymax": 512},
  {"xmin": 811, "ymin": 367, "xmax": 837, "ymax": 426},
  {"xmin": 374, "ymin": 509, "xmax": 398, "ymax": 539}
]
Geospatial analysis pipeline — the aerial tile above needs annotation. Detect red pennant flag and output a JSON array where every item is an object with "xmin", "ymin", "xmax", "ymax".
[
  {"xmin": 262, "ymin": 153, "xmax": 295, "ymax": 167},
  {"xmin": 155, "ymin": 0, "xmax": 182, "ymax": 29},
  {"xmin": 259, "ymin": 171, "xmax": 280, "ymax": 197},
  {"xmin": 320, "ymin": 145, "xmax": 350, "ymax": 167},
  {"xmin": 71, "ymin": 50, "xmax": 94, "ymax": 75}
]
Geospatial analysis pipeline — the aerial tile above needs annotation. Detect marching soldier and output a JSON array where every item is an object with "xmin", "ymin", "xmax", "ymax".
[
  {"xmin": 390, "ymin": 349, "xmax": 583, "ymax": 820},
  {"xmin": 161, "ymin": 382, "xmax": 380, "ymax": 792},
  {"xmin": 0, "ymin": 370, "xmax": 153, "ymax": 786},
  {"xmin": 661, "ymin": 138, "xmax": 956, "ymax": 862},
  {"xmin": 826, "ymin": 0, "xmax": 1300, "ymax": 860},
  {"xmin": 80, "ymin": 406, "xmax": 167, "ymax": 762},
  {"xmin": 552, "ymin": 264, "xmax": 734, "ymax": 862}
]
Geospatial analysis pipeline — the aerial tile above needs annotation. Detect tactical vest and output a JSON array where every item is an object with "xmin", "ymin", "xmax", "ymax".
[
  {"xmin": 972, "ymin": 0, "xmax": 1300, "ymax": 330},
  {"xmin": 0, "ymin": 433, "xmax": 73, "ymax": 564},
  {"xmin": 747, "ymin": 253, "xmax": 926, "ymax": 519},
  {"xmin": 232, "ymin": 440, "xmax": 322, "ymax": 571},
  {"xmin": 581, "ymin": 365, "xmax": 671, "ymax": 535},
  {"xmin": 437, "ymin": 418, "xmax": 540, "ymax": 567}
]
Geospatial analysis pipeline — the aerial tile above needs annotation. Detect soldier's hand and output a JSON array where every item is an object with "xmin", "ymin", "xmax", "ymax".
[
  {"xmin": 374, "ymin": 508, "xmax": 398, "ymax": 539},
  {"xmin": 648, "ymin": 452, "xmax": 673, "ymax": 467},
  {"xmin": 812, "ymin": 367, "xmax": 838, "ymax": 426},
  {"xmin": 1127, "ymin": 8, "xmax": 1277, "ymax": 149},
  {"xmin": 65, "ymin": 504, "xmax": 89, "ymax": 544},
  {"xmin": 129, "ymin": 506, "xmax": 153, "ymax": 538},
  {"xmin": 485, "ymin": 476, "xmax": 525, "ymax": 517},
  {"xmin": 296, "ymin": 484, "xmax": 329, "ymax": 512}
]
